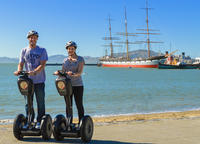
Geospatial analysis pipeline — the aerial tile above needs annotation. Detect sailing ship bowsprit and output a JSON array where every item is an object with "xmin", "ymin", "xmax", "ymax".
[{"xmin": 99, "ymin": 0, "xmax": 163, "ymax": 68}]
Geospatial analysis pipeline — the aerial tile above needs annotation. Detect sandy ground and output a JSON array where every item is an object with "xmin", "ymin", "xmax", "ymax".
[{"xmin": 1, "ymin": 110, "xmax": 200, "ymax": 144}]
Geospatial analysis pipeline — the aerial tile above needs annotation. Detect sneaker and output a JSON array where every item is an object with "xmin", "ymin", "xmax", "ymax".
[
  {"xmin": 70, "ymin": 123, "xmax": 75, "ymax": 128},
  {"xmin": 22, "ymin": 123, "xmax": 29, "ymax": 129},
  {"xmin": 35, "ymin": 122, "xmax": 41, "ymax": 129},
  {"xmin": 75, "ymin": 123, "xmax": 80, "ymax": 131}
]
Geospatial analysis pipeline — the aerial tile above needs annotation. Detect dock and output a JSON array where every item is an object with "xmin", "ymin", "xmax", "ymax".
[{"xmin": 46, "ymin": 63, "xmax": 99, "ymax": 66}]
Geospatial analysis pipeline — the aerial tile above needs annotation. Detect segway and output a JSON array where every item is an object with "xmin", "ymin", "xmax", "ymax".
[
  {"xmin": 53, "ymin": 70, "xmax": 93, "ymax": 142},
  {"xmin": 13, "ymin": 71, "xmax": 52, "ymax": 140}
]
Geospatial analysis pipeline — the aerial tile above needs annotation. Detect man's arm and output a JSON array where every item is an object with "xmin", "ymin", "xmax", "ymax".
[
  {"xmin": 14, "ymin": 62, "xmax": 24, "ymax": 76},
  {"xmin": 29, "ymin": 60, "xmax": 47, "ymax": 76},
  {"xmin": 18, "ymin": 62, "xmax": 24, "ymax": 71}
]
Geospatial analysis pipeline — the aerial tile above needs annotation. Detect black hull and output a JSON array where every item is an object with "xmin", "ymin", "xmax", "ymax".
[{"xmin": 158, "ymin": 63, "xmax": 200, "ymax": 69}]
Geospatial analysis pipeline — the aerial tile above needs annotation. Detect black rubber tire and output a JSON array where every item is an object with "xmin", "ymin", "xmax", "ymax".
[
  {"xmin": 80, "ymin": 115, "xmax": 94, "ymax": 143},
  {"xmin": 41, "ymin": 114, "xmax": 52, "ymax": 140},
  {"xmin": 52, "ymin": 114, "xmax": 66, "ymax": 141},
  {"xmin": 13, "ymin": 114, "xmax": 26, "ymax": 140}
]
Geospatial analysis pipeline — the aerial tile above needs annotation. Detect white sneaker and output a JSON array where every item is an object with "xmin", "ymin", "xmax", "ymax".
[{"xmin": 35, "ymin": 122, "xmax": 41, "ymax": 129}]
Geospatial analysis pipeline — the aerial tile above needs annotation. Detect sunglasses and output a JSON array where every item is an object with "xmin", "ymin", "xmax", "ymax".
[{"xmin": 66, "ymin": 47, "xmax": 76, "ymax": 50}]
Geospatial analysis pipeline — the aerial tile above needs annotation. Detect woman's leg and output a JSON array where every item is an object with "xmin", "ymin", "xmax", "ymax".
[{"xmin": 73, "ymin": 86, "xmax": 84, "ymax": 123}]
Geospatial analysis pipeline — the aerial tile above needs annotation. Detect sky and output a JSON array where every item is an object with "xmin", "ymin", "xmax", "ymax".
[{"xmin": 0, "ymin": 0, "xmax": 200, "ymax": 58}]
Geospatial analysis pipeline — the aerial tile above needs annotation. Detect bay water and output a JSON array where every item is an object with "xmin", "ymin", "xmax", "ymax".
[{"xmin": 1, "ymin": 63, "xmax": 200, "ymax": 122}]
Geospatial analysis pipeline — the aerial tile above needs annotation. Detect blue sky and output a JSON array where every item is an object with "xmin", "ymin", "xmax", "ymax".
[{"xmin": 0, "ymin": 0, "xmax": 200, "ymax": 58}]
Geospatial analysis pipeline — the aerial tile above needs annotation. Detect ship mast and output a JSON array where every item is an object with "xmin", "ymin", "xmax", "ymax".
[
  {"xmin": 102, "ymin": 15, "xmax": 121, "ymax": 58},
  {"xmin": 108, "ymin": 16, "xmax": 114, "ymax": 58},
  {"xmin": 125, "ymin": 7, "xmax": 129, "ymax": 59},
  {"xmin": 116, "ymin": 7, "xmax": 136, "ymax": 60},
  {"xmin": 136, "ymin": 0, "xmax": 163, "ymax": 58},
  {"xmin": 145, "ymin": 0, "xmax": 151, "ymax": 57}
]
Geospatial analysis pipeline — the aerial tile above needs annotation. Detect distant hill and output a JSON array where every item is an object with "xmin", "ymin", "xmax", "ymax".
[
  {"xmin": 114, "ymin": 49, "xmax": 163, "ymax": 59},
  {"xmin": 0, "ymin": 55, "xmax": 99, "ymax": 64},
  {"xmin": 0, "ymin": 49, "xmax": 163, "ymax": 64},
  {"xmin": 48, "ymin": 55, "xmax": 99, "ymax": 64},
  {"xmin": 0, "ymin": 57, "xmax": 18, "ymax": 63}
]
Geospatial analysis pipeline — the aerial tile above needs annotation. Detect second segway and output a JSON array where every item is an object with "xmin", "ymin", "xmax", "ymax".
[{"xmin": 53, "ymin": 70, "xmax": 93, "ymax": 142}]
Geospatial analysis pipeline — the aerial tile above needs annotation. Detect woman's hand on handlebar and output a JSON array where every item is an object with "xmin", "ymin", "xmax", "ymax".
[
  {"xmin": 53, "ymin": 70, "xmax": 73, "ymax": 76},
  {"xmin": 66, "ymin": 71, "xmax": 73, "ymax": 76}
]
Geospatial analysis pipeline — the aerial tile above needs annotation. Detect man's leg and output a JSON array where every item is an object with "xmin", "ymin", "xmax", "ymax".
[
  {"xmin": 34, "ymin": 83, "xmax": 45, "ymax": 123},
  {"xmin": 24, "ymin": 94, "xmax": 35, "ymax": 122},
  {"xmin": 23, "ymin": 94, "xmax": 35, "ymax": 129}
]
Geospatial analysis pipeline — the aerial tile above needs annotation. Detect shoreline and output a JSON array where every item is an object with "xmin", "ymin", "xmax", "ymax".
[
  {"xmin": 1, "ymin": 110, "xmax": 200, "ymax": 144},
  {"xmin": 93, "ymin": 110, "xmax": 200, "ymax": 123},
  {"xmin": 1, "ymin": 110, "xmax": 200, "ymax": 125}
]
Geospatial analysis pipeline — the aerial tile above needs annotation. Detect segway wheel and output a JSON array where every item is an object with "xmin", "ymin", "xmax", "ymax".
[
  {"xmin": 52, "ymin": 114, "xmax": 66, "ymax": 141},
  {"xmin": 13, "ymin": 114, "xmax": 26, "ymax": 140},
  {"xmin": 41, "ymin": 114, "xmax": 52, "ymax": 140},
  {"xmin": 80, "ymin": 115, "xmax": 94, "ymax": 143}
]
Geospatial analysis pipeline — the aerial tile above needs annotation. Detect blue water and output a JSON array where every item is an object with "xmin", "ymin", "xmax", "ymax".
[{"xmin": 1, "ymin": 63, "xmax": 200, "ymax": 121}]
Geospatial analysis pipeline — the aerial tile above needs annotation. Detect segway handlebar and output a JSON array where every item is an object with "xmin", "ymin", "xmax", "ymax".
[
  {"xmin": 56, "ymin": 70, "xmax": 67, "ymax": 77},
  {"xmin": 18, "ymin": 71, "xmax": 29, "ymax": 76},
  {"xmin": 54, "ymin": 70, "xmax": 74, "ymax": 77}
]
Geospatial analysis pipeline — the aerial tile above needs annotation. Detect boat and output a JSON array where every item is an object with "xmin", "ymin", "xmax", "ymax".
[
  {"xmin": 100, "ymin": 59, "xmax": 159, "ymax": 68},
  {"xmin": 158, "ymin": 51, "xmax": 200, "ymax": 69},
  {"xmin": 193, "ymin": 57, "xmax": 200, "ymax": 64},
  {"xmin": 158, "ymin": 63, "xmax": 200, "ymax": 69},
  {"xmin": 99, "ymin": 0, "xmax": 163, "ymax": 68}
]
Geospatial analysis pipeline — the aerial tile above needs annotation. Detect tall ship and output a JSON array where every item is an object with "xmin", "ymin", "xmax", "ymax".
[{"xmin": 99, "ymin": 0, "xmax": 163, "ymax": 68}]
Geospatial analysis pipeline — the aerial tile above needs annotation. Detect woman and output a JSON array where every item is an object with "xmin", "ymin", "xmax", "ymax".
[{"xmin": 54, "ymin": 41, "xmax": 85, "ymax": 124}]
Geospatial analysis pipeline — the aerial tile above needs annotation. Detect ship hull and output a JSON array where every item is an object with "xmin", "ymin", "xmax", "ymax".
[
  {"xmin": 100, "ymin": 60, "xmax": 159, "ymax": 68},
  {"xmin": 158, "ymin": 63, "xmax": 200, "ymax": 69}
]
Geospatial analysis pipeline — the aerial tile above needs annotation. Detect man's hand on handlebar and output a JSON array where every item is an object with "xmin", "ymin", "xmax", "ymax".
[
  {"xmin": 14, "ymin": 70, "xmax": 20, "ymax": 76},
  {"xmin": 53, "ymin": 71, "xmax": 59, "ymax": 75},
  {"xmin": 28, "ymin": 71, "xmax": 36, "ymax": 76}
]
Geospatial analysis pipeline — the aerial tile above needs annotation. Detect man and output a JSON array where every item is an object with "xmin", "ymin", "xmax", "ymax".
[{"xmin": 14, "ymin": 30, "xmax": 48, "ymax": 129}]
